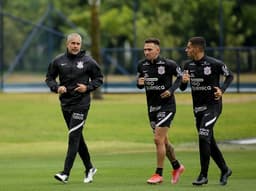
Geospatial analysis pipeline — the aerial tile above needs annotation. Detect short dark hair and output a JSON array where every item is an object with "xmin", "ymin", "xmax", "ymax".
[
  {"xmin": 144, "ymin": 38, "xmax": 160, "ymax": 46},
  {"xmin": 189, "ymin": 36, "xmax": 206, "ymax": 50}
]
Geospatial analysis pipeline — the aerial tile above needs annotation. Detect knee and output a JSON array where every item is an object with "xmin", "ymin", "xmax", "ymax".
[{"xmin": 154, "ymin": 136, "xmax": 164, "ymax": 146}]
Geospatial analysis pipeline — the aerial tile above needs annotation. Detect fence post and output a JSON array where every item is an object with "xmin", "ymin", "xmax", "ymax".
[
  {"xmin": 0, "ymin": 0, "xmax": 4, "ymax": 92},
  {"xmin": 236, "ymin": 49, "xmax": 240, "ymax": 93}
]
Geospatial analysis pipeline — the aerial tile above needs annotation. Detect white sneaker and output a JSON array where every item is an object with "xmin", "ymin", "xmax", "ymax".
[
  {"xmin": 54, "ymin": 172, "xmax": 68, "ymax": 183},
  {"xmin": 84, "ymin": 167, "xmax": 97, "ymax": 183}
]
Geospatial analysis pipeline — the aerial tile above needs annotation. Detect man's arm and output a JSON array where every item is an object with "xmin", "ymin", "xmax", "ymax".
[
  {"xmin": 220, "ymin": 66, "xmax": 234, "ymax": 93},
  {"xmin": 86, "ymin": 59, "xmax": 104, "ymax": 92},
  {"xmin": 214, "ymin": 64, "xmax": 234, "ymax": 100},
  {"xmin": 168, "ymin": 66, "xmax": 182, "ymax": 95},
  {"xmin": 45, "ymin": 61, "xmax": 59, "ymax": 93},
  {"xmin": 180, "ymin": 70, "xmax": 189, "ymax": 91},
  {"xmin": 136, "ymin": 62, "xmax": 145, "ymax": 89}
]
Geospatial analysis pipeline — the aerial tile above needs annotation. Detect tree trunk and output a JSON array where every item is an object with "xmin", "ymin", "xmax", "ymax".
[{"xmin": 90, "ymin": 0, "xmax": 103, "ymax": 99}]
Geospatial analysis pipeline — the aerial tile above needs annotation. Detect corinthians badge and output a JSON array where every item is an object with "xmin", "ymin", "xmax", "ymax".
[
  {"xmin": 204, "ymin": 66, "xmax": 211, "ymax": 75},
  {"xmin": 77, "ymin": 61, "xmax": 84, "ymax": 69},
  {"xmin": 158, "ymin": 66, "xmax": 165, "ymax": 75}
]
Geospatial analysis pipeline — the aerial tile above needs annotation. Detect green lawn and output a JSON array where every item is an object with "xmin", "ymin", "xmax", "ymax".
[{"xmin": 0, "ymin": 93, "xmax": 256, "ymax": 190}]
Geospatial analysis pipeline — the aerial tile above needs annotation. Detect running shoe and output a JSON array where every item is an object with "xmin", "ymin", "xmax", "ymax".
[
  {"xmin": 171, "ymin": 164, "xmax": 185, "ymax": 184},
  {"xmin": 84, "ymin": 167, "xmax": 97, "ymax": 183},
  {"xmin": 54, "ymin": 172, "xmax": 69, "ymax": 183},
  {"xmin": 147, "ymin": 174, "xmax": 163, "ymax": 184},
  {"xmin": 220, "ymin": 168, "xmax": 232, "ymax": 185},
  {"xmin": 192, "ymin": 174, "xmax": 208, "ymax": 186}
]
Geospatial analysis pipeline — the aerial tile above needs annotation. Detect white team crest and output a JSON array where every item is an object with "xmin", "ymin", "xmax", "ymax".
[
  {"xmin": 158, "ymin": 66, "xmax": 165, "ymax": 75},
  {"xmin": 77, "ymin": 61, "xmax": 84, "ymax": 69},
  {"xmin": 204, "ymin": 66, "xmax": 211, "ymax": 75}
]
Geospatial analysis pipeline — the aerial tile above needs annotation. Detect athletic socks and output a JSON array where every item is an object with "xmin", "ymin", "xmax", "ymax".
[
  {"xmin": 171, "ymin": 160, "xmax": 181, "ymax": 170},
  {"xmin": 155, "ymin": 160, "xmax": 181, "ymax": 176},
  {"xmin": 155, "ymin": 168, "xmax": 163, "ymax": 176}
]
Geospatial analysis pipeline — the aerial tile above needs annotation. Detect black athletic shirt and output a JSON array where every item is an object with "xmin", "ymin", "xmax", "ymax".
[
  {"xmin": 45, "ymin": 50, "xmax": 103, "ymax": 109},
  {"xmin": 180, "ymin": 55, "xmax": 233, "ymax": 107},
  {"xmin": 137, "ymin": 56, "xmax": 182, "ymax": 110}
]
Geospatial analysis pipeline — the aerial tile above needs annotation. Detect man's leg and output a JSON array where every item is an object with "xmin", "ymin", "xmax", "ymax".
[
  {"xmin": 165, "ymin": 136, "xmax": 185, "ymax": 184},
  {"xmin": 78, "ymin": 135, "xmax": 98, "ymax": 183},
  {"xmin": 76, "ymin": 110, "xmax": 93, "ymax": 171},
  {"xmin": 147, "ymin": 127, "xmax": 167, "ymax": 184},
  {"xmin": 210, "ymin": 133, "xmax": 232, "ymax": 185},
  {"xmin": 54, "ymin": 110, "xmax": 84, "ymax": 183},
  {"xmin": 155, "ymin": 127, "xmax": 169, "ymax": 170},
  {"xmin": 210, "ymin": 135, "xmax": 228, "ymax": 172},
  {"xmin": 165, "ymin": 138, "xmax": 176, "ymax": 161},
  {"xmin": 193, "ymin": 111, "xmax": 216, "ymax": 185},
  {"xmin": 78, "ymin": 135, "xmax": 93, "ymax": 170},
  {"xmin": 63, "ymin": 112, "xmax": 85, "ymax": 175}
]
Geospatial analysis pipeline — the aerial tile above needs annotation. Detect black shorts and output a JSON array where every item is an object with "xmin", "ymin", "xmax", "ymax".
[
  {"xmin": 148, "ymin": 107, "xmax": 176, "ymax": 130},
  {"xmin": 194, "ymin": 103, "xmax": 222, "ymax": 140}
]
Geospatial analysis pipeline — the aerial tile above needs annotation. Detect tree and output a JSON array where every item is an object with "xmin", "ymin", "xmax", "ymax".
[{"xmin": 89, "ymin": 0, "xmax": 103, "ymax": 99}]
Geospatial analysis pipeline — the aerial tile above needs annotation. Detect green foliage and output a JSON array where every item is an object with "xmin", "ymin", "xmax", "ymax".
[
  {"xmin": 2, "ymin": 0, "xmax": 256, "ymax": 74},
  {"xmin": 101, "ymin": 6, "xmax": 133, "ymax": 42},
  {"xmin": 3, "ymin": 0, "xmax": 256, "ymax": 52},
  {"xmin": 2, "ymin": 0, "xmax": 50, "ymax": 70}
]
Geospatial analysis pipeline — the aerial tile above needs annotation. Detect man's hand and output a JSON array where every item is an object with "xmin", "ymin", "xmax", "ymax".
[
  {"xmin": 182, "ymin": 70, "xmax": 190, "ymax": 83},
  {"xmin": 137, "ymin": 77, "xmax": 145, "ymax": 86},
  {"xmin": 74, "ymin": 83, "xmax": 87, "ymax": 93},
  {"xmin": 160, "ymin": 90, "xmax": 171, "ymax": 98},
  {"xmin": 214, "ymin": 87, "xmax": 222, "ymax": 100},
  {"xmin": 57, "ymin": 86, "xmax": 67, "ymax": 94}
]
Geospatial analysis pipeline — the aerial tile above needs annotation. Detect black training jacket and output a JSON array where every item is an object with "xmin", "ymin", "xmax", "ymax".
[
  {"xmin": 45, "ymin": 50, "xmax": 103, "ymax": 109},
  {"xmin": 180, "ymin": 55, "xmax": 233, "ymax": 107},
  {"xmin": 136, "ymin": 56, "xmax": 182, "ymax": 110}
]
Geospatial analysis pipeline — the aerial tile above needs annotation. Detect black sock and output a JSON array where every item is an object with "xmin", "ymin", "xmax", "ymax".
[
  {"xmin": 171, "ymin": 160, "xmax": 180, "ymax": 170},
  {"xmin": 155, "ymin": 168, "xmax": 163, "ymax": 176}
]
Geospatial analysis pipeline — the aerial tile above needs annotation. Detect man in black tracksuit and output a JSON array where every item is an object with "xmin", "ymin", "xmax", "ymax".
[
  {"xmin": 137, "ymin": 38, "xmax": 185, "ymax": 184},
  {"xmin": 45, "ymin": 33, "xmax": 103, "ymax": 184},
  {"xmin": 180, "ymin": 36, "xmax": 233, "ymax": 186}
]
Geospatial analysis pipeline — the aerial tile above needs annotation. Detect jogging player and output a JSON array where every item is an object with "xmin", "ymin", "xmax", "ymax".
[
  {"xmin": 137, "ymin": 38, "xmax": 185, "ymax": 184},
  {"xmin": 180, "ymin": 36, "xmax": 233, "ymax": 186},
  {"xmin": 45, "ymin": 33, "xmax": 103, "ymax": 184}
]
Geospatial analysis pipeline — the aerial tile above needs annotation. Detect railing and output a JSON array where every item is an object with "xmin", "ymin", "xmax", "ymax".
[
  {"xmin": 1, "ymin": 47, "xmax": 256, "ymax": 93},
  {"xmin": 101, "ymin": 47, "xmax": 256, "ymax": 93}
]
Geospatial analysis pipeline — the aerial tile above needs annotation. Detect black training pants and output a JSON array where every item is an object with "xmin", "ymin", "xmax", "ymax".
[
  {"xmin": 194, "ymin": 103, "xmax": 228, "ymax": 177},
  {"xmin": 62, "ymin": 108, "xmax": 93, "ymax": 175}
]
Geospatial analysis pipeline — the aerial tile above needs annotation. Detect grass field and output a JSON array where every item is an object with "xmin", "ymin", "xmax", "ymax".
[{"xmin": 0, "ymin": 93, "xmax": 256, "ymax": 191}]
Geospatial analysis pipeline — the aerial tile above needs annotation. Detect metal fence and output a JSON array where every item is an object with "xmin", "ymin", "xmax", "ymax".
[
  {"xmin": 101, "ymin": 47, "xmax": 256, "ymax": 93},
  {"xmin": 1, "ymin": 46, "xmax": 256, "ymax": 93}
]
